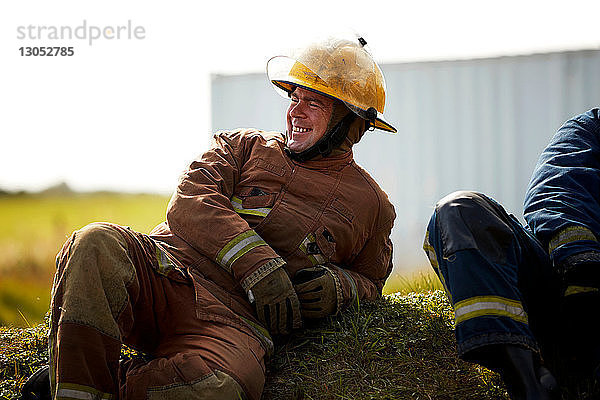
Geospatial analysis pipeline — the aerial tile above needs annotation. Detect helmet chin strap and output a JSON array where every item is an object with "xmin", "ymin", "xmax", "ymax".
[{"xmin": 285, "ymin": 112, "xmax": 357, "ymax": 162}]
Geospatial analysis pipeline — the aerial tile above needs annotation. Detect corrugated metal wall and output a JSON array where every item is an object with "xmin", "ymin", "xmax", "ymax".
[{"xmin": 211, "ymin": 49, "xmax": 600, "ymax": 271}]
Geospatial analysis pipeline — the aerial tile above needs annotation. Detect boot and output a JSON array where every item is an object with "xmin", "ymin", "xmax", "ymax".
[
  {"xmin": 500, "ymin": 345, "xmax": 557, "ymax": 400},
  {"xmin": 560, "ymin": 291, "xmax": 600, "ymax": 380},
  {"xmin": 466, "ymin": 344, "xmax": 557, "ymax": 400},
  {"xmin": 19, "ymin": 365, "xmax": 50, "ymax": 400}
]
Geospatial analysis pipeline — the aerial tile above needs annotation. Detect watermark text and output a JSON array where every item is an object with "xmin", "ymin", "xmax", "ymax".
[{"xmin": 17, "ymin": 20, "xmax": 146, "ymax": 46}]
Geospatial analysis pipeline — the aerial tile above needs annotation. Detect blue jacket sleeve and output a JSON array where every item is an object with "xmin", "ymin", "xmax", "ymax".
[{"xmin": 524, "ymin": 108, "xmax": 600, "ymax": 265}]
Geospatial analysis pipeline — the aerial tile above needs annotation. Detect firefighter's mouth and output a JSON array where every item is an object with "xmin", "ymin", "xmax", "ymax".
[{"xmin": 292, "ymin": 126, "xmax": 312, "ymax": 133}]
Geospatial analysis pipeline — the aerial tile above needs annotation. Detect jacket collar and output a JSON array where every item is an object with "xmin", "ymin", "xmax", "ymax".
[{"xmin": 291, "ymin": 149, "xmax": 354, "ymax": 171}]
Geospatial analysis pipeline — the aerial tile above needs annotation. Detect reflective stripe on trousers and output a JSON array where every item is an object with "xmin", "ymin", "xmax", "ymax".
[{"xmin": 423, "ymin": 191, "xmax": 558, "ymax": 358}]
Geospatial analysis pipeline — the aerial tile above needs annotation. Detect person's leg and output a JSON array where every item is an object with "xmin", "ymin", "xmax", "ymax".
[
  {"xmin": 423, "ymin": 191, "xmax": 558, "ymax": 398},
  {"xmin": 121, "ymin": 272, "xmax": 266, "ymax": 400},
  {"xmin": 48, "ymin": 222, "xmax": 179, "ymax": 399},
  {"xmin": 48, "ymin": 222, "xmax": 265, "ymax": 400},
  {"xmin": 556, "ymin": 251, "xmax": 600, "ymax": 379},
  {"xmin": 49, "ymin": 223, "xmax": 140, "ymax": 398},
  {"xmin": 121, "ymin": 322, "xmax": 265, "ymax": 400}
]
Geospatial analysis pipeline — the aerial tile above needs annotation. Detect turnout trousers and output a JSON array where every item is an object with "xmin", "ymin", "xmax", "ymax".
[
  {"xmin": 423, "ymin": 191, "xmax": 560, "ymax": 363},
  {"xmin": 49, "ymin": 222, "xmax": 266, "ymax": 400}
]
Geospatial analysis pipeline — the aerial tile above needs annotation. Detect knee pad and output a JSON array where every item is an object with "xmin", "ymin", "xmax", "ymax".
[{"xmin": 436, "ymin": 191, "xmax": 514, "ymax": 265}]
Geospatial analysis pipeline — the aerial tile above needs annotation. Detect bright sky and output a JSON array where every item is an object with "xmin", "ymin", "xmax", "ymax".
[{"xmin": 1, "ymin": 0, "xmax": 599, "ymax": 194}]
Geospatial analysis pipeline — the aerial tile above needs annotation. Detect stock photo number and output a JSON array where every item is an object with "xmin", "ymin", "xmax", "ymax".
[{"xmin": 19, "ymin": 46, "xmax": 74, "ymax": 56}]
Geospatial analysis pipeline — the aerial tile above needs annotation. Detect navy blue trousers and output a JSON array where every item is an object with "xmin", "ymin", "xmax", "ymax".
[{"xmin": 424, "ymin": 191, "xmax": 560, "ymax": 362}]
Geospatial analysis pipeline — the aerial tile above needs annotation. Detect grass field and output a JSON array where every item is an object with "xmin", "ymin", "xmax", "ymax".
[
  {"xmin": 1, "ymin": 193, "xmax": 598, "ymax": 399},
  {"xmin": 0, "ymin": 192, "xmax": 170, "ymax": 327},
  {"xmin": 0, "ymin": 192, "xmax": 439, "ymax": 327}
]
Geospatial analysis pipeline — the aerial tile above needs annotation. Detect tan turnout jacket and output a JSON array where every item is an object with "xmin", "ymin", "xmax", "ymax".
[{"xmin": 150, "ymin": 128, "xmax": 396, "ymax": 353}]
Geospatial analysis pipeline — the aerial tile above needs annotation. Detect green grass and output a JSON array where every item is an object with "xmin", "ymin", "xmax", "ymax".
[
  {"xmin": 0, "ymin": 192, "xmax": 170, "ymax": 326},
  {"xmin": 0, "ymin": 318, "xmax": 49, "ymax": 400},
  {"xmin": 265, "ymin": 291, "xmax": 507, "ymax": 399},
  {"xmin": 0, "ymin": 192, "xmax": 169, "ymax": 243},
  {"xmin": 383, "ymin": 270, "xmax": 444, "ymax": 295},
  {"xmin": 0, "ymin": 278, "xmax": 50, "ymax": 328},
  {"xmin": 1, "ymin": 292, "xmax": 511, "ymax": 400},
  {"xmin": 0, "ymin": 192, "xmax": 169, "ymax": 276},
  {"xmin": 3, "ymin": 292, "xmax": 598, "ymax": 399},
  {"xmin": 0, "ymin": 191, "xmax": 436, "ymax": 327},
  {"xmin": 1, "ymin": 193, "xmax": 598, "ymax": 399}
]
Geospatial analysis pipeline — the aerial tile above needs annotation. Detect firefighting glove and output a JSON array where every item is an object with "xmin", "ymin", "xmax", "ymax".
[
  {"xmin": 293, "ymin": 266, "xmax": 338, "ymax": 319},
  {"xmin": 248, "ymin": 266, "xmax": 302, "ymax": 335}
]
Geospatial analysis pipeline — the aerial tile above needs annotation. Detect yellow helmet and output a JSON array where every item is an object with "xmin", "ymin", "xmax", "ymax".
[{"xmin": 267, "ymin": 36, "xmax": 396, "ymax": 133}]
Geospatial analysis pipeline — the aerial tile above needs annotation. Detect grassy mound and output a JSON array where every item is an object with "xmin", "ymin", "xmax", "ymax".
[
  {"xmin": 265, "ymin": 291, "xmax": 506, "ymax": 399},
  {"xmin": 1, "ymin": 291, "xmax": 507, "ymax": 400},
  {"xmin": 2, "ymin": 291, "xmax": 598, "ymax": 399},
  {"xmin": 0, "ymin": 321, "xmax": 48, "ymax": 399}
]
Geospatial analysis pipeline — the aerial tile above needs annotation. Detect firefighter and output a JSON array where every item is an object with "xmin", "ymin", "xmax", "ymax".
[
  {"xmin": 21, "ymin": 36, "xmax": 397, "ymax": 400},
  {"xmin": 423, "ymin": 108, "xmax": 600, "ymax": 399}
]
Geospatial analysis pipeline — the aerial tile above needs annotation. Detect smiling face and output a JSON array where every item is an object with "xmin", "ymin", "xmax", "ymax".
[{"xmin": 286, "ymin": 87, "xmax": 335, "ymax": 153}]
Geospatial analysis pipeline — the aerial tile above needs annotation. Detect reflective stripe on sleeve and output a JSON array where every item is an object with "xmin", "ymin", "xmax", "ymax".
[
  {"xmin": 216, "ymin": 230, "xmax": 268, "ymax": 272},
  {"xmin": 454, "ymin": 296, "xmax": 528, "ymax": 325},
  {"xmin": 56, "ymin": 383, "xmax": 112, "ymax": 400},
  {"xmin": 548, "ymin": 225, "xmax": 597, "ymax": 254},
  {"xmin": 231, "ymin": 196, "xmax": 272, "ymax": 218}
]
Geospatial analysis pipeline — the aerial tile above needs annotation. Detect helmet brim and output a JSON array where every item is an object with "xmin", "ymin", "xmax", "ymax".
[{"xmin": 272, "ymin": 79, "xmax": 397, "ymax": 134}]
